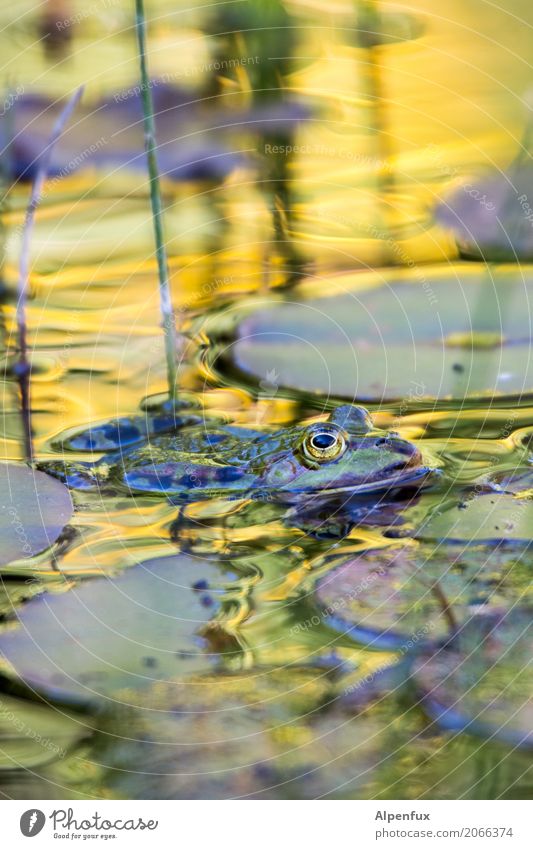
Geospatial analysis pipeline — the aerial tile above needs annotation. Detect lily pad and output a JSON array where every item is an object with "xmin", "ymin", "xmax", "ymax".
[
  {"xmin": 208, "ymin": 268, "xmax": 533, "ymax": 402},
  {"xmin": 0, "ymin": 554, "xmax": 228, "ymax": 704},
  {"xmin": 93, "ymin": 666, "xmax": 384, "ymax": 800},
  {"xmin": 312, "ymin": 541, "xmax": 533, "ymax": 651},
  {"xmin": 436, "ymin": 165, "xmax": 533, "ymax": 262},
  {"xmin": 313, "ymin": 547, "xmax": 462, "ymax": 650},
  {"xmin": 412, "ymin": 608, "xmax": 533, "ymax": 748},
  {"xmin": 416, "ymin": 493, "xmax": 533, "ymax": 544},
  {"xmin": 0, "ymin": 464, "xmax": 73, "ymax": 566}
]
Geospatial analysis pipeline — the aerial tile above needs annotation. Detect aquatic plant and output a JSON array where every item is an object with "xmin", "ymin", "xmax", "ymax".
[
  {"xmin": 134, "ymin": 0, "xmax": 178, "ymax": 405},
  {"xmin": 16, "ymin": 86, "xmax": 83, "ymax": 461}
]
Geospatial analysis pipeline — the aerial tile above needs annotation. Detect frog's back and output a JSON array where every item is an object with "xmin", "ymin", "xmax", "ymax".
[{"xmin": 111, "ymin": 424, "xmax": 263, "ymax": 498}]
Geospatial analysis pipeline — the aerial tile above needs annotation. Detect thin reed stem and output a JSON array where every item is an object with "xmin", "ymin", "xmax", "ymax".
[
  {"xmin": 134, "ymin": 0, "xmax": 178, "ymax": 404},
  {"xmin": 17, "ymin": 85, "xmax": 84, "ymax": 463}
]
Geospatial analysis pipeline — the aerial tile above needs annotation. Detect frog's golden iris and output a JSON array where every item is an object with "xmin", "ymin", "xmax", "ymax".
[{"xmin": 301, "ymin": 426, "xmax": 347, "ymax": 463}]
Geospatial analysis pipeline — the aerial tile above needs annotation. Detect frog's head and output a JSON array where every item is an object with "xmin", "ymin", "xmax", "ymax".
[{"xmin": 252, "ymin": 405, "xmax": 430, "ymax": 501}]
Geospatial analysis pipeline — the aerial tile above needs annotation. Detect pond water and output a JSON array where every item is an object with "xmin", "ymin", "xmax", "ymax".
[{"xmin": 0, "ymin": 0, "xmax": 533, "ymax": 799}]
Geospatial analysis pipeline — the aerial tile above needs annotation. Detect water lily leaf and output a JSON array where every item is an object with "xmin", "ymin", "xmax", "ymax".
[
  {"xmin": 210, "ymin": 269, "xmax": 533, "ymax": 402},
  {"xmin": 436, "ymin": 166, "xmax": 533, "ymax": 262},
  {"xmin": 0, "ymin": 554, "xmax": 228, "ymax": 704},
  {"xmin": 416, "ymin": 493, "xmax": 533, "ymax": 544},
  {"xmin": 0, "ymin": 464, "xmax": 73, "ymax": 566},
  {"xmin": 93, "ymin": 666, "xmax": 383, "ymax": 800},
  {"xmin": 312, "ymin": 540, "xmax": 533, "ymax": 650},
  {"xmin": 412, "ymin": 609, "xmax": 533, "ymax": 748},
  {"xmin": 313, "ymin": 547, "xmax": 462, "ymax": 650}
]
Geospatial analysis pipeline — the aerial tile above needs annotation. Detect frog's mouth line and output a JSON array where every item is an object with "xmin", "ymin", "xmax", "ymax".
[
  {"xmin": 275, "ymin": 465, "xmax": 434, "ymax": 499},
  {"xmin": 323, "ymin": 465, "xmax": 434, "ymax": 495}
]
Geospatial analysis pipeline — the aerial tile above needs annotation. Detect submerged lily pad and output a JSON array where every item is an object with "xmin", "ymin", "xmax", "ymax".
[
  {"xmin": 313, "ymin": 547, "xmax": 461, "ymax": 650},
  {"xmin": 208, "ymin": 268, "xmax": 533, "ymax": 402},
  {"xmin": 0, "ymin": 554, "xmax": 228, "ymax": 704},
  {"xmin": 94, "ymin": 665, "xmax": 384, "ymax": 800},
  {"xmin": 0, "ymin": 464, "xmax": 73, "ymax": 566},
  {"xmin": 312, "ymin": 540, "xmax": 533, "ymax": 651},
  {"xmin": 412, "ymin": 609, "xmax": 533, "ymax": 748}
]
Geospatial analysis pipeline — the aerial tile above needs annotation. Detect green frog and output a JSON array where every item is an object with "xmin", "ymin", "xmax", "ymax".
[{"xmin": 48, "ymin": 404, "xmax": 431, "ymax": 504}]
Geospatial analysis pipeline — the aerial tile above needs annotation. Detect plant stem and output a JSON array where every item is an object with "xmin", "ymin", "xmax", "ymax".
[
  {"xmin": 134, "ymin": 0, "xmax": 178, "ymax": 404},
  {"xmin": 17, "ymin": 85, "xmax": 84, "ymax": 463}
]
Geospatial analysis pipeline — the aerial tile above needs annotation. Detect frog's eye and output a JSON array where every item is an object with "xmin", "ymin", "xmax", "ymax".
[{"xmin": 302, "ymin": 427, "xmax": 347, "ymax": 463}]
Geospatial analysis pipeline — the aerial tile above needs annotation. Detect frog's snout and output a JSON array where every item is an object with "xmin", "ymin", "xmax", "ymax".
[
  {"xmin": 383, "ymin": 438, "xmax": 423, "ymax": 468},
  {"xmin": 403, "ymin": 446, "xmax": 423, "ymax": 469}
]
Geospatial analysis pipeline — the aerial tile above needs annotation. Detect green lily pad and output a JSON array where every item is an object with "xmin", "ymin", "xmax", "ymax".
[
  {"xmin": 207, "ymin": 268, "xmax": 533, "ymax": 402},
  {"xmin": 0, "ymin": 554, "xmax": 227, "ymax": 704},
  {"xmin": 412, "ymin": 608, "xmax": 533, "ymax": 748},
  {"xmin": 416, "ymin": 493, "xmax": 533, "ymax": 544},
  {"xmin": 0, "ymin": 464, "xmax": 73, "ymax": 566}
]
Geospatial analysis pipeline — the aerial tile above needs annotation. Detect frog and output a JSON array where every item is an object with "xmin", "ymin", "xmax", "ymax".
[{"xmin": 46, "ymin": 404, "xmax": 431, "ymax": 505}]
